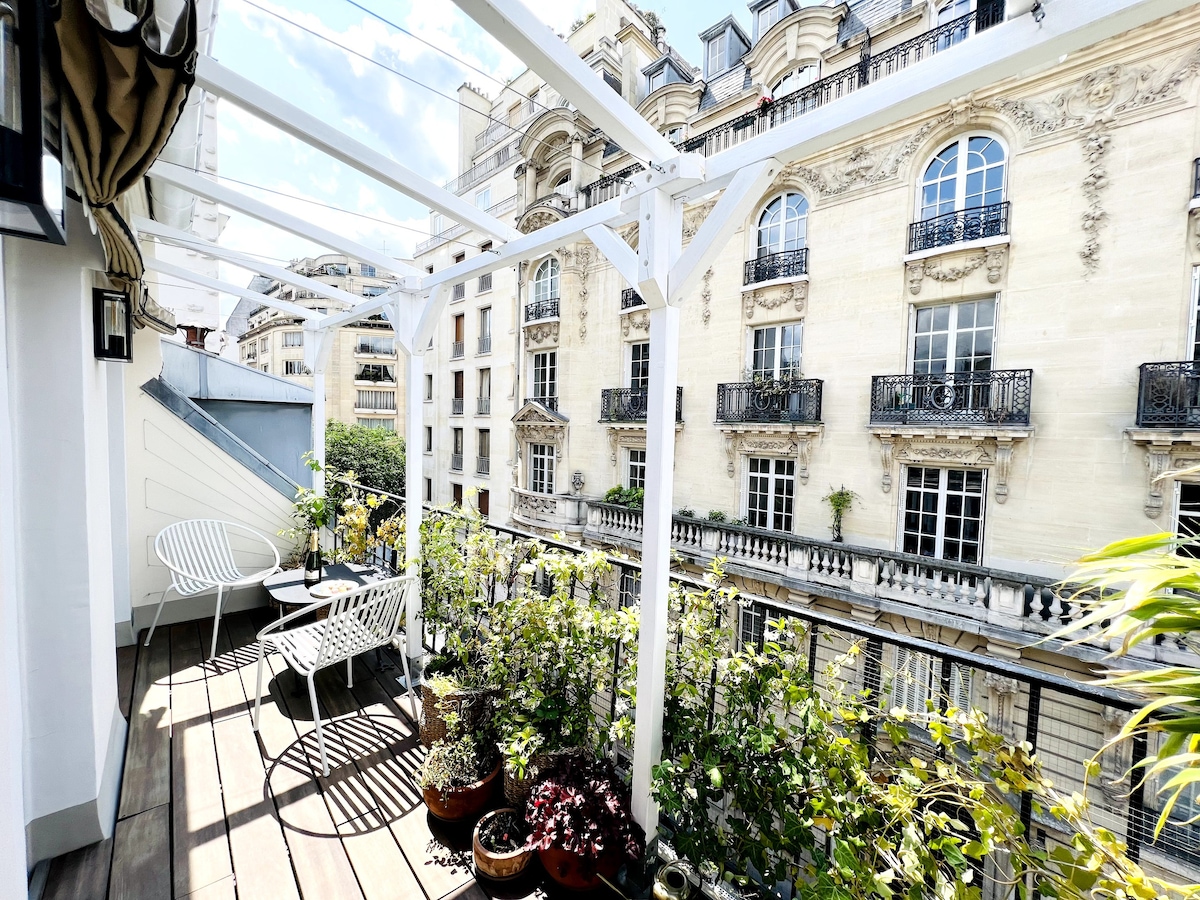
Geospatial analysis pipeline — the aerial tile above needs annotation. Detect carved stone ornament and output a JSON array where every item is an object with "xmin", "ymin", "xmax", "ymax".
[
  {"xmin": 525, "ymin": 321, "xmax": 559, "ymax": 345},
  {"xmin": 517, "ymin": 209, "xmax": 562, "ymax": 234},
  {"xmin": 720, "ymin": 426, "xmax": 820, "ymax": 483},
  {"xmin": 607, "ymin": 428, "xmax": 645, "ymax": 467},
  {"xmin": 701, "ymin": 267, "xmax": 713, "ymax": 328},
  {"xmin": 514, "ymin": 420, "xmax": 565, "ymax": 461},
  {"xmin": 570, "ymin": 243, "xmax": 593, "ymax": 342},
  {"xmin": 743, "ymin": 282, "xmax": 808, "ymax": 319},
  {"xmin": 515, "ymin": 491, "xmax": 557, "ymax": 516},
  {"xmin": 982, "ymin": 672, "xmax": 1021, "ymax": 742},
  {"xmin": 621, "ymin": 310, "xmax": 650, "ymax": 337},
  {"xmin": 682, "ymin": 199, "xmax": 718, "ymax": 243},
  {"xmin": 906, "ymin": 246, "xmax": 1009, "ymax": 296},
  {"xmin": 873, "ymin": 431, "xmax": 1028, "ymax": 502},
  {"xmin": 1125, "ymin": 430, "xmax": 1200, "ymax": 519}
]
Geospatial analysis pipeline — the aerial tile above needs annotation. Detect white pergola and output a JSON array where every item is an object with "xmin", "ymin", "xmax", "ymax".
[{"xmin": 142, "ymin": 0, "xmax": 1189, "ymax": 832}]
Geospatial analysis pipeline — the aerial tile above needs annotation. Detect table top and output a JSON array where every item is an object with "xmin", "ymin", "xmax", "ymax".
[{"xmin": 263, "ymin": 563, "xmax": 385, "ymax": 607}]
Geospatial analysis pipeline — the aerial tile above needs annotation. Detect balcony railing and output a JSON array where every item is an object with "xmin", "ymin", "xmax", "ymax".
[
  {"xmin": 1137, "ymin": 362, "xmax": 1200, "ymax": 428},
  {"xmin": 477, "ymin": 396, "xmax": 491, "ymax": 415},
  {"xmin": 908, "ymin": 202, "xmax": 1010, "ymax": 253},
  {"xmin": 478, "ymin": 335, "xmax": 491, "ymax": 354},
  {"xmin": 443, "ymin": 139, "xmax": 519, "ymax": 195},
  {"xmin": 476, "ymin": 456, "xmax": 490, "ymax": 476},
  {"xmin": 450, "ymin": 453, "xmax": 463, "ymax": 472},
  {"xmin": 680, "ymin": 5, "xmax": 1004, "ymax": 158},
  {"xmin": 744, "ymin": 248, "xmax": 809, "ymax": 285},
  {"xmin": 716, "ymin": 379, "xmax": 823, "ymax": 424},
  {"xmin": 1193, "ymin": 158, "xmax": 1200, "ymax": 199},
  {"xmin": 450, "ymin": 340, "xmax": 464, "ymax": 359},
  {"xmin": 869, "ymin": 369, "xmax": 1032, "ymax": 426},
  {"xmin": 478, "ymin": 272, "xmax": 492, "ymax": 293},
  {"xmin": 452, "ymin": 283, "xmax": 465, "ymax": 302},
  {"xmin": 525, "ymin": 395, "xmax": 558, "ymax": 412},
  {"xmin": 621, "ymin": 288, "xmax": 645, "ymax": 309},
  {"xmin": 524, "ymin": 298, "xmax": 559, "ymax": 322},
  {"xmin": 581, "ymin": 164, "xmax": 644, "ymax": 209},
  {"xmin": 600, "ymin": 387, "xmax": 683, "ymax": 423},
  {"xmin": 451, "ymin": 398, "xmax": 464, "ymax": 416},
  {"xmin": 415, "ymin": 195, "xmax": 518, "ymax": 255}
]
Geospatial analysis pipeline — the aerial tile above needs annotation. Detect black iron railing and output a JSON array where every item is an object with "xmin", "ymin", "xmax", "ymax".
[
  {"xmin": 451, "ymin": 398, "xmax": 464, "ymax": 416},
  {"xmin": 870, "ymin": 369, "xmax": 1032, "ymax": 426},
  {"xmin": 1137, "ymin": 362, "xmax": 1200, "ymax": 428},
  {"xmin": 525, "ymin": 395, "xmax": 559, "ymax": 412},
  {"xmin": 908, "ymin": 202, "xmax": 1009, "ymax": 253},
  {"xmin": 477, "ymin": 396, "xmax": 491, "ymax": 415},
  {"xmin": 524, "ymin": 298, "xmax": 559, "ymax": 322},
  {"xmin": 744, "ymin": 248, "xmax": 809, "ymax": 285},
  {"xmin": 581, "ymin": 163, "xmax": 644, "ymax": 208},
  {"xmin": 716, "ymin": 379, "xmax": 823, "ymax": 424},
  {"xmin": 621, "ymin": 288, "xmax": 645, "ymax": 309},
  {"xmin": 680, "ymin": 5, "xmax": 1004, "ymax": 158},
  {"xmin": 1194, "ymin": 159, "xmax": 1200, "ymax": 199},
  {"xmin": 600, "ymin": 387, "xmax": 683, "ymax": 423}
]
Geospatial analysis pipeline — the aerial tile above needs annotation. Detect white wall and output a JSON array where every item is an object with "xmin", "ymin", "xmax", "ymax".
[{"xmin": 4, "ymin": 201, "xmax": 127, "ymax": 866}]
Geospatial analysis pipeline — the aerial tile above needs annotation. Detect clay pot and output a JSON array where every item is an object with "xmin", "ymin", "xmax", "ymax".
[
  {"xmin": 423, "ymin": 759, "xmax": 501, "ymax": 822},
  {"xmin": 538, "ymin": 845, "xmax": 621, "ymax": 893},
  {"xmin": 472, "ymin": 808, "xmax": 533, "ymax": 881}
]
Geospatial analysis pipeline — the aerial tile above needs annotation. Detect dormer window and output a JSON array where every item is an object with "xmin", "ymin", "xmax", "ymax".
[
  {"xmin": 707, "ymin": 33, "xmax": 727, "ymax": 76},
  {"xmin": 664, "ymin": 126, "xmax": 684, "ymax": 144},
  {"xmin": 648, "ymin": 68, "xmax": 666, "ymax": 93},
  {"xmin": 756, "ymin": 2, "xmax": 781, "ymax": 36}
]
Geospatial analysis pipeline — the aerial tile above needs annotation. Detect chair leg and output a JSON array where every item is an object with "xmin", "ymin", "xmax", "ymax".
[
  {"xmin": 210, "ymin": 584, "xmax": 225, "ymax": 660},
  {"xmin": 143, "ymin": 586, "xmax": 174, "ymax": 647},
  {"xmin": 399, "ymin": 648, "xmax": 418, "ymax": 724},
  {"xmin": 252, "ymin": 640, "xmax": 267, "ymax": 732},
  {"xmin": 346, "ymin": 658, "xmax": 354, "ymax": 690},
  {"xmin": 307, "ymin": 674, "xmax": 330, "ymax": 777}
]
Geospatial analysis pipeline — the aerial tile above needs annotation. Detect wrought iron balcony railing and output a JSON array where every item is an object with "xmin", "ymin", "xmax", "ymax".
[
  {"xmin": 450, "ymin": 341, "xmax": 464, "ymax": 359},
  {"xmin": 870, "ymin": 369, "xmax": 1032, "ymax": 426},
  {"xmin": 477, "ymin": 396, "xmax": 491, "ymax": 416},
  {"xmin": 621, "ymin": 288, "xmax": 645, "ymax": 309},
  {"xmin": 1193, "ymin": 158, "xmax": 1200, "ymax": 199},
  {"xmin": 525, "ymin": 395, "xmax": 558, "ymax": 412},
  {"xmin": 744, "ymin": 248, "xmax": 809, "ymax": 285},
  {"xmin": 524, "ymin": 298, "xmax": 559, "ymax": 322},
  {"xmin": 1137, "ymin": 362, "xmax": 1200, "ymax": 428},
  {"xmin": 581, "ymin": 163, "xmax": 644, "ymax": 209},
  {"xmin": 679, "ymin": 4, "xmax": 1004, "ymax": 158},
  {"xmin": 452, "ymin": 283, "xmax": 465, "ymax": 302},
  {"xmin": 600, "ymin": 387, "xmax": 683, "ymax": 423},
  {"xmin": 908, "ymin": 202, "xmax": 1009, "ymax": 253},
  {"xmin": 451, "ymin": 398, "xmax": 464, "ymax": 416},
  {"xmin": 716, "ymin": 379, "xmax": 823, "ymax": 424},
  {"xmin": 478, "ymin": 272, "xmax": 492, "ymax": 293},
  {"xmin": 476, "ymin": 456, "xmax": 490, "ymax": 476},
  {"xmin": 478, "ymin": 335, "xmax": 491, "ymax": 354},
  {"xmin": 450, "ymin": 453, "xmax": 463, "ymax": 472}
]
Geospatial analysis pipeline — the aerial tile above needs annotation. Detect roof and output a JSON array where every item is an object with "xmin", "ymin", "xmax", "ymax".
[
  {"xmin": 642, "ymin": 48, "xmax": 697, "ymax": 81},
  {"xmin": 698, "ymin": 65, "xmax": 753, "ymax": 111},
  {"xmin": 838, "ymin": 0, "xmax": 916, "ymax": 42},
  {"xmin": 699, "ymin": 14, "xmax": 751, "ymax": 46}
]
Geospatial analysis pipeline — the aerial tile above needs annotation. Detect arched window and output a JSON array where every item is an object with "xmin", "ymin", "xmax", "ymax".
[
  {"xmin": 553, "ymin": 173, "xmax": 571, "ymax": 191},
  {"xmin": 533, "ymin": 258, "xmax": 560, "ymax": 303},
  {"xmin": 936, "ymin": 0, "xmax": 973, "ymax": 49},
  {"xmin": 920, "ymin": 135, "xmax": 1005, "ymax": 221},
  {"xmin": 756, "ymin": 192, "xmax": 809, "ymax": 259},
  {"xmin": 771, "ymin": 65, "xmax": 817, "ymax": 98}
]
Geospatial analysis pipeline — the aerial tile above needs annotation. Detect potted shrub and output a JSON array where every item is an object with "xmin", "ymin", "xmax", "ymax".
[
  {"xmin": 417, "ymin": 724, "xmax": 501, "ymax": 822},
  {"xmin": 524, "ymin": 755, "xmax": 644, "ymax": 892},
  {"xmin": 472, "ymin": 807, "xmax": 533, "ymax": 881},
  {"xmin": 822, "ymin": 485, "xmax": 857, "ymax": 543}
]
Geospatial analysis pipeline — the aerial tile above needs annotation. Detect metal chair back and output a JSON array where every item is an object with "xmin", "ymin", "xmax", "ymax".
[
  {"xmin": 154, "ymin": 519, "xmax": 242, "ymax": 596},
  {"xmin": 313, "ymin": 576, "xmax": 414, "ymax": 672}
]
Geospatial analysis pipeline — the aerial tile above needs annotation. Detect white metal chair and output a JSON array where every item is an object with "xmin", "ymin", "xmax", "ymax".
[
  {"xmin": 251, "ymin": 575, "xmax": 419, "ymax": 776},
  {"xmin": 146, "ymin": 519, "xmax": 282, "ymax": 659}
]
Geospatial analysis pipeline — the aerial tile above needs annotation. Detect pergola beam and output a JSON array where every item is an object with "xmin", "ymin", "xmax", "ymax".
[
  {"xmin": 196, "ymin": 56, "xmax": 522, "ymax": 245},
  {"xmin": 450, "ymin": 0, "xmax": 677, "ymax": 167},
  {"xmin": 148, "ymin": 162, "xmax": 419, "ymax": 279},
  {"xmin": 136, "ymin": 216, "xmax": 372, "ymax": 312},
  {"xmin": 144, "ymin": 257, "xmax": 323, "ymax": 322}
]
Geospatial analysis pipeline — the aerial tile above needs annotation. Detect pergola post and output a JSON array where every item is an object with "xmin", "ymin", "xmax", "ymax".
[
  {"xmin": 304, "ymin": 325, "xmax": 337, "ymax": 494},
  {"xmin": 402, "ymin": 347, "xmax": 425, "ymax": 667}
]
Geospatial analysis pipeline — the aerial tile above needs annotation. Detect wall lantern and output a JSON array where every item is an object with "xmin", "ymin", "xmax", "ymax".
[
  {"xmin": 93, "ymin": 288, "xmax": 133, "ymax": 362},
  {"xmin": 0, "ymin": 0, "xmax": 66, "ymax": 244}
]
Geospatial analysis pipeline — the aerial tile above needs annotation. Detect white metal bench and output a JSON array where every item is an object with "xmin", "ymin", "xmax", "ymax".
[
  {"xmin": 146, "ymin": 519, "xmax": 282, "ymax": 659},
  {"xmin": 251, "ymin": 575, "xmax": 419, "ymax": 776}
]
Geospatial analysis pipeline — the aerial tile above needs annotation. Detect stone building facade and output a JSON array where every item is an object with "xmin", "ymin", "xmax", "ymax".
[{"xmin": 417, "ymin": 0, "xmax": 1200, "ymax": 878}]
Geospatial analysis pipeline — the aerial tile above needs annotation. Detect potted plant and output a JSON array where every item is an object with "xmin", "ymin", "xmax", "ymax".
[
  {"xmin": 417, "ymin": 722, "xmax": 501, "ymax": 822},
  {"xmin": 524, "ymin": 755, "xmax": 644, "ymax": 892},
  {"xmin": 822, "ymin": 485, "xmax": 857, "ymax": 543},
  {"xmin": 473, "ymin": 807, "xmax": 533, "ymax": 881}
]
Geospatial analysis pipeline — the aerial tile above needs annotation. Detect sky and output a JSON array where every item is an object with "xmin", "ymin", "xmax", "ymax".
[{"xmin": 197, "ymin": 0, "xmax": 747, "ymax": 318}]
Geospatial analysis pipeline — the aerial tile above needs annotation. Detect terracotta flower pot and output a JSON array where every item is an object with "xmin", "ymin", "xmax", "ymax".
[
  {"xmin": 423, "ymin": 759, "xmax": 501, "ymax": 822},
  {"xmin": 472, "ymin": 808, "xmax": 533, "ymax": 881},
  {"xmin": 538, "ymin": 845, "xmax": 621, "ymax": 893}
]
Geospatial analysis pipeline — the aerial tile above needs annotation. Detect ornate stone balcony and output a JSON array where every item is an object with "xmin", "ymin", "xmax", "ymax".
[{"xmin": 512, "ymin": 487, "xmax": 586, "ymax": 534}]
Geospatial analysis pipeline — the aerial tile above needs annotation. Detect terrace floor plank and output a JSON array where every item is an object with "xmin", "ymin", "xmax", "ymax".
[
  {"xmin": 118, "ymin": 629, "xmax": 172, "ymax": 819},
  {"xmin": 108, "ymin": 805, "xmax": 171, "ymax": 900},
  {"xmin": 41, "ymin": 836, "xmax": 113, "ymax": 900}
]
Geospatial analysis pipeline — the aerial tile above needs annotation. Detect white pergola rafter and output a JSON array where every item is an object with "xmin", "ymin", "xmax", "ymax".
[
  {"xmin": 156, "ymin": 0, "xmax": 1190, "ymax": 839},
  {"xmin": 145, "ymin": 257, "xmax": 325, "ymax": 322}
]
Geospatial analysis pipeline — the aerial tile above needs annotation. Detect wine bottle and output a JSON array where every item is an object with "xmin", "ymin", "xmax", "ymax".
[{"xmin": 303, "ymin": 530, "xmax": 322, "ymax": 586}]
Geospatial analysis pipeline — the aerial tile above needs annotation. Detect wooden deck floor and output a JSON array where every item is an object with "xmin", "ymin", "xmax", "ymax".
[{"xmin": 39, "ymin": 610, "xmax": 558, "ymax": 900}]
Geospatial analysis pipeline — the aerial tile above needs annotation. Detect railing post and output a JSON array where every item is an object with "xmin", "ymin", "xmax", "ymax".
[
  {"xmin": 403, "ymin": 347, "xmax": 425, "ymax": 668},
  {"xmin": 1126, "ymin": 729, "xmax": 1149, "ymax": 863}
]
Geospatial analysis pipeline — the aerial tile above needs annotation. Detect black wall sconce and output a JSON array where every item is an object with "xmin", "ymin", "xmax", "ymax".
[
  {"xmin": 93, "ymin": 287, "xmax": 132, "ymax": 362},
  {"xmin": 0, "ymin": 0, "xmax": 66, "ymax": 244}
]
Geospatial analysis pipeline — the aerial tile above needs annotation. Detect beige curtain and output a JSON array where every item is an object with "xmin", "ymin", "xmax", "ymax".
[{"xmin": 53, "ymin": 0, "xmax": 197, "ymax": 332}]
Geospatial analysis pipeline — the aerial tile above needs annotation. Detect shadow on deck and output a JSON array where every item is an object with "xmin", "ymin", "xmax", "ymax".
[{"xmin": 38, "ymin": 609, "xmax": 603, "ymax": 900}]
